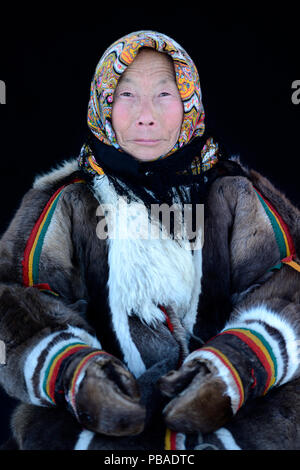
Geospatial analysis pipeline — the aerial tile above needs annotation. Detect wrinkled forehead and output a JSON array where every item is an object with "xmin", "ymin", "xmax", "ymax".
[
  {"xmin": 117, "ymin": 49, "xmax": 177, "ymax": 87},
  {"xmin": 94, "ymin": 31, "xmax": 202, "ymax": 104}
]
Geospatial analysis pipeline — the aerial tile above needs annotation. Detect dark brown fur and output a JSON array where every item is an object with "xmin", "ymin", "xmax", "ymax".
[{"xmin": 1, "ymin": 162, "xmax": 300, "ymax": 449}]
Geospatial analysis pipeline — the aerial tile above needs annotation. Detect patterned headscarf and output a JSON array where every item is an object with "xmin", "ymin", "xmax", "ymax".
[{"xmin": 86, "ymin": 30, "xmax": 205, "ymax": 159}]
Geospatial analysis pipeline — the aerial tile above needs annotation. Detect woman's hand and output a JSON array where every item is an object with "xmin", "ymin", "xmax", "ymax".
[
  {"xmin": 158, "ymin": 358, "xmax": 233, "ymax": 434},
  {"xmin": 159, "ymin": 321, "xmax": 280, "ymax": 435},
  {"xmin": 64, "ymin": 352, "xmax": 146, "ymax": 436}
]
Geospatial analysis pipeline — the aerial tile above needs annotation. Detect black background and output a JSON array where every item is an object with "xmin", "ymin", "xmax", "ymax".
[{"xmin": 0, "ymin": 10, "xmax": 299, "ymax": 447}]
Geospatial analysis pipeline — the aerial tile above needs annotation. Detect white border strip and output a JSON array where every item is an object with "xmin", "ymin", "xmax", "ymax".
[
  {"xmin": 74, "ymin": 430, "xmax": 95, "ymax": 450},
  {"xmin": 215, "ymin": 427, "xmax": 241, "ymax": 450},
  {"xmin": 226, "ymin": 305, "xmax": 299, "ymax": 384}
]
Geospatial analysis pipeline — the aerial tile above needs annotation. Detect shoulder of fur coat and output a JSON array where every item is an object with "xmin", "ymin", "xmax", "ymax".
[{"xmin": 32, "ymin": 158, "xmax": 80, "ymax": 190}]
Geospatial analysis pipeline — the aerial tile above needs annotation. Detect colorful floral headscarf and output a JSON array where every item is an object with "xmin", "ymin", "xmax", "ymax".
[{"xmin": 87, "ymin": 30, "xmax": 205, "ymax": 159}]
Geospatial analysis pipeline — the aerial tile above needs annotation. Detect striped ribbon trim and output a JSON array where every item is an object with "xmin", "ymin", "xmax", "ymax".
[
  {"xmin": 43, "ymin": 343, "xmax": 90, "ymax": 404},
  {"xmin": 253, "ymin": 187, "xmax": 300, "ymax": 272},
  {"xmin": 162, "ymin": 305, "xmax": 177, "ymax": 450},
  {"xmin": 165, "ymin": 428, "xmax": 178, "ymax": 450},
  {"xmin": 200, "ymin": 345, "xmax": 245, "ymax": 410},
  {"xmin": 219, "ymin": 327, "xmax": 277, "ymax": 395},
  {"xmin": 68, "ymin": 350, "xmax": 110, "ymax": 417},
  {"xmin": 22, "ymin": 178, "xmax": 85, "ymax": 295},
  {"xmin": 160, "ymin": 305, "xmax": 179, "ymax": 450},
  {"xmin": 159, "ymin": 305, "xmax": 174, "ymax": 333}
]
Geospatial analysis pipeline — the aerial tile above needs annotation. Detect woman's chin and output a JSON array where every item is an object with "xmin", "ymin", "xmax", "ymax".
[{"xmin": 125, "ymin": 144, "xmax": 173, "ymax": 162}]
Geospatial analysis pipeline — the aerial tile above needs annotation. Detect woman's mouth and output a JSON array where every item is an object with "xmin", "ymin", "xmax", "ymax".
[{"xmin": 132, "ymin": 139, "xmax": 162, "ymax": 146}]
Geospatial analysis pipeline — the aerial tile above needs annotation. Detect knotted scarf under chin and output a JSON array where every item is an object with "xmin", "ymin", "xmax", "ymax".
[
  {"xmin": 78, "ymin": 134, "xmax": 237, "ymax": 209},
  {"xmin": 77, "ymin": 134, "xmax": 246, "ymax": 242}
]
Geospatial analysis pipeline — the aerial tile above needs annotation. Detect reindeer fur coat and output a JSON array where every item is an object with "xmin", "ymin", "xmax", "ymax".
[{"xmin": 0, "ymin": 153, "xmax": 300, "ymax": 451}]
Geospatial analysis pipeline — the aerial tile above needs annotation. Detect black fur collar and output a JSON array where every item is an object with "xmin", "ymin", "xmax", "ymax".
[{"xmin": 79, "ymin": 133, "xmax": 246, "ymax": 210}]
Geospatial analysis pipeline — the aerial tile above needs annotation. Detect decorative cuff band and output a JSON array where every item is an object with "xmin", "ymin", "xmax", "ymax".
[
  {"xmin": 185, "ymin": 307, "xmax": 299, "ymax": 415},
  {"xmin": 185, "ymin": 326, "xmax": 279, "ymax": 414},
  {"xmin": 65, "ymin": 350, "xmax": 111, "ymax": 419},
  {"xmin": 24, "ymin": 326, "xmax": 102, "ymax": 407},
  {"xmin": 43, "ymin": 342, "xmax": 92, "ymax": 405},
  {"xmin": 217, "ymin": 327, "xmax": 277, "ymax": 396}
]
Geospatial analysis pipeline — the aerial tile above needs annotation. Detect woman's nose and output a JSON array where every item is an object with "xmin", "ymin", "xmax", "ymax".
[{"xmin": 136, "ymin": 98, "xmax": 156, "ymax": 126}]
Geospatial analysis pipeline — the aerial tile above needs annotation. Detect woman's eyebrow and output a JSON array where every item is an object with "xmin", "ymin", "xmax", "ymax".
[
  {"xmin": 117, "ymin": 76, "xmax": 175, "ymax": 87},
  {"xmin": 117, "ymin": 76, "xmax": 132, "ymax": 84},
  {"xmin": 156, "ymin": 77, "xmax": 176, "ymax": 85}
]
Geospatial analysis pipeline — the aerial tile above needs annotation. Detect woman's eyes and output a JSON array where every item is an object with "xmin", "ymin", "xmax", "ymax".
[
  {"xmin": 120, "ymin": 91, "xmax": 133, "ymax": 97},
  {"xmin": 118, "ymin": 91, "xmax": 171, "ymax": 98}
]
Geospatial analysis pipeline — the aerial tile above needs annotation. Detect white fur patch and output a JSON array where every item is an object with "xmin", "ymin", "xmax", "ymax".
[
  {"xmin": 74, "ymin": 429, "xmax": 95, "ymax": 450},
  {"xmin": 33, "ymin": 159, "xmax": 78, "ymax": 189},
  {"xmin": 215, "ymin": 427, "xmax": 241, "ymax": 450},
  {"xmin": 93, "ymin": 176, "xmax": 202, "ymax": 376},
  {"xmin": 66, "ymin": 325, "xmax": 102, "ymax": 349},
  {"xmin": 225, "ymin": 305, "xmax": 299, "ymax": 384},
  {"xmin": 175, "ymin": 433, "xmax": 186, "ymax": 450}
]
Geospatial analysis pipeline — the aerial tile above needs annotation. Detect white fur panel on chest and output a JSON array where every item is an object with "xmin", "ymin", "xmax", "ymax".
[{"xmin": 93, "ymin": 176, "xmax": 202, "ymax": 330}]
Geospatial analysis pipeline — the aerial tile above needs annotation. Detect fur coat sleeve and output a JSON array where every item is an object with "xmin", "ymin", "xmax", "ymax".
[
  {"xmin": 188, "ymin": 168, "xmax": 300, "ymax": 416},
  {"xmin": 0, "ymin": 158, "xmax": 300, "ymax": 415},
  {"xmin": 0, "ymin": 165, "xmax": 104, "ymax": 405}
]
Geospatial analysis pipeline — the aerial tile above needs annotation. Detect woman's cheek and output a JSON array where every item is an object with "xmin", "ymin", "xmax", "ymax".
[
  {"xmin": 162, "ymin": 100, "xmax": 184, "ymax": 129},
  {"xmin": 112, "ymin": 101, "xmax": 132, "ymax": 130}
]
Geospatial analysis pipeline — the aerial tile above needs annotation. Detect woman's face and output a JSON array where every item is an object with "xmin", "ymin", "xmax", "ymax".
[{"xmin": 111, "ymin": 49, "xmax": 183, "ymax": 161}]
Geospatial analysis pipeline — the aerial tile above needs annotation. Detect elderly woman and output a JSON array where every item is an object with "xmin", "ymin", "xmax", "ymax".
[{"xmin": 0, "ymin": 31, "xmax": 300, "ymax": 451}]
